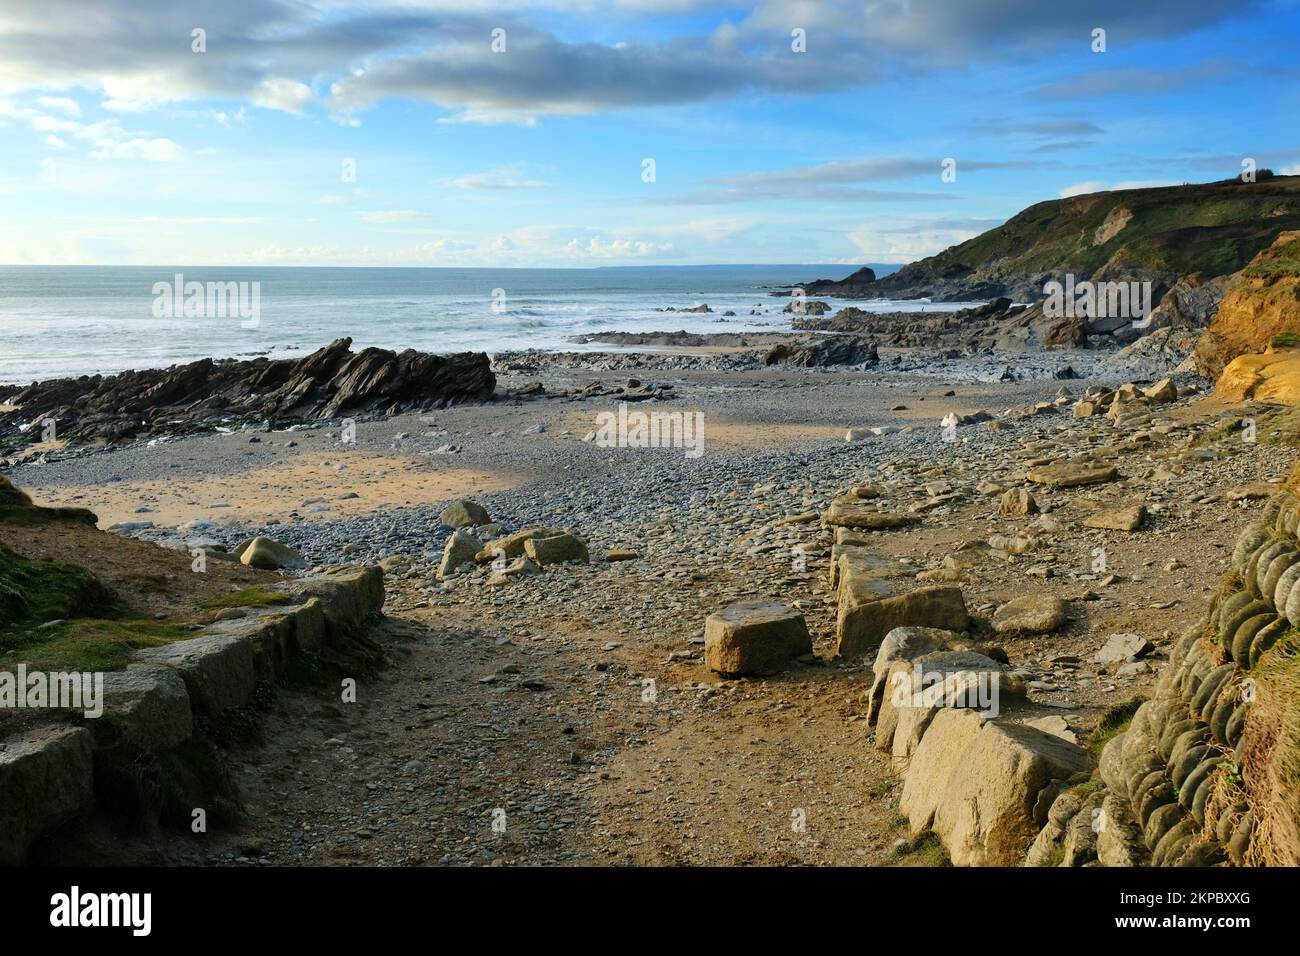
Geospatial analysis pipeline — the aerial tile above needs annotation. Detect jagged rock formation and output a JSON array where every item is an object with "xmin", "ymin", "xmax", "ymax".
[
  {"xmin": 762, "ymin": 335, "xmax": 878, "ymax": 367},
  {"xmin": 0, "ymin": 338, "xmax": 495, "ymax": 444},
  {"xmin": 1030, "ymin": 488, "xmax": 1300, "ymax": 867}
]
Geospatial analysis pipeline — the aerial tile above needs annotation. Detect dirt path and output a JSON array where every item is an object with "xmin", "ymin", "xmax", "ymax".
[{"xmin": 198, "ymin": 594, "xmax": 916, "ymax": 867}]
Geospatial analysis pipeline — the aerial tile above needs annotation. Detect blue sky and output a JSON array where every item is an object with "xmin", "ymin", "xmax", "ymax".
[{"xmin": 0, "ymin": 0, "xmax": 1297, "ymax": 267}]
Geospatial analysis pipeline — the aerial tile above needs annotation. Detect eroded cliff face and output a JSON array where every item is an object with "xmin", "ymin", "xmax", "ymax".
[{"xmin": 1196, "ymin": 231, "xmax": 1300, "ymax": 381}]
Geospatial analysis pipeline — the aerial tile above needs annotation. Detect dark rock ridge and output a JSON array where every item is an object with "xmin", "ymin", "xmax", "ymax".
[
  {"xmin": 0, "ymin": 338, "xmax": 495, "ymax": 444},
  {"xmin": 566, "ymin": 330, "xmax": 879, "ymax": 368},
  {"xmin": 763, "ymin": 336, "xmax": 878, "ymax": 368}
]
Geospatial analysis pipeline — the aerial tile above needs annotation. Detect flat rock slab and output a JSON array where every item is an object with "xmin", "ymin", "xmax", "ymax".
[
  {"xmin": 822, "ymin": 502, "xmax": 920, "ymax": 530},
  {"xmin": 1026, "ymin": 463, "xmax": 1119, "ymax": 488},
  {"xmin": 704, "ymin": 599, "xmax": 811, "ymax": 676},
  {"xmin": 1082, "ymin": 505, "xmax": 1147, "ymax": 531},
  {"xmin": 1095, "ymin": 632, "xmax": 1154, "ymax": 664},
  {"xmin": 98, "ymin": 663, "xmax": 193, "ymax": 752},
  {"xmin": 993, "ymin": 595, "xmax": 1068, "ymax": 635}
]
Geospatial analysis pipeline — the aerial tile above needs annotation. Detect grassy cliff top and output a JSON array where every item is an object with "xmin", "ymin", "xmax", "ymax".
[{"xmin": 886, "ymin": 173, "xmax": 1300, "ymax": 288}]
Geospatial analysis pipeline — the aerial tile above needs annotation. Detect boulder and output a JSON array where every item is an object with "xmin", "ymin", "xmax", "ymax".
[
  {"xmin": 1142, "ymin": 378, "xmax": 1178, "ymax": 403},
  {"xmin": 475, "ymin": 526, "xmax": 567, "ymax": 563},
  {"xmin": 523, "ymin": 532, "xmax": 590, "ymax": 566},
  {"xmin": 440, "ymin": 499, "xmax": 490, "ymax": 528},
  {"xmin": 438, "ymin": 529, "xmax": 483, "ymax": 578},
  {"xmin": 999, "ymin": 488, "xmax": 1039, "ymax": 516},
  {"xmin": 993, "ymin": 595, "xmax": 1068, "ymax": 635},
  {"xmin": 837, "ymin": 584, "xmax": 969, "ymax": 659},
  {"xmin": 485, "ymin": 556, "xmax": 540, "ymax": 586},
  {"xmin": 900, "ymin": 710, "xmax": 1092, "ymax": 866},
  {"xmin": 239, "ymin": 536, "xmax": 307, "ymax": 570},
  {"xmin": 704, "ymin": 599, "xmax": 812, "ymax": 676}
]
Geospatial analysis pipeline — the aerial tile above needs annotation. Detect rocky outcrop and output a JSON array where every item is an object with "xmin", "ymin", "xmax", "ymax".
[
  {"xmin": 763, "ymin": 335, "xmax": 878, "ymax": 367},
  {"xmin": 0, "ymin": 337, "xmax": 496, "ymax": 444},
  {"xmin": 1194, "ymin": 231, "xmax": 1300, "ymax": 378},
  {"xmin": 1215, "ymin": 346, "xmax": 1300, "ymax": 404}
]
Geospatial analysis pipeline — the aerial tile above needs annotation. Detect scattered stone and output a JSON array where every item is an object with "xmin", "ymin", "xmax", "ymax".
[{"xmin": 1094, "ymin": 632, "xmax": 1154, "ymax": 665}]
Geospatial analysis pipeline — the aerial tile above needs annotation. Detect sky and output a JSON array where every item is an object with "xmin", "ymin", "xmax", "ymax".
[{"xmin": 0, "ymin": 0, "xmax": 1297, "ymax": 268}]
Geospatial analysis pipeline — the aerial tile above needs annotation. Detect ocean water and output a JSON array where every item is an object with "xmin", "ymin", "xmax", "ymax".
[{"xmin": 0, "ymin": 263, "xmax": 969, "ymax": 385}]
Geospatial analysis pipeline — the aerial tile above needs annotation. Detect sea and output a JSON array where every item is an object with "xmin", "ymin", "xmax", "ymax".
[{"xmin": 0, "ymin": 263, "xmax": 972, "ymax": 385}]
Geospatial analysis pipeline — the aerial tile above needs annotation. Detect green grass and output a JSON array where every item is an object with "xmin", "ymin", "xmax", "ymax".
[
  {"xmin": 202, "ymin": 587, "xmax": 292, "ymax": 610},
  {"xmin": 1087, "ymin": 696, "xmax": 1146, "ymax": 756},
  {"xmin": 0, "ymin": 544, "xmax": 114, "ymax": 628},
  {"xmin": 888, "ymin": 831, "xmax": 951, "ymax": 867},
  {"xmin": 0, "ymin": 618, "xmax": 189, "ymax": 672},
  {"xmin": 1246, "ymin": 235, "xmax": 1300, "ymax": 279},
  {"xmin": 0, "ymin": 541, "xmax": 192, "ymax": 671}
]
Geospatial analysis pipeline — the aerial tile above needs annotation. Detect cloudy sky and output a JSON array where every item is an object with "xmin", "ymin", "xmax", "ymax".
[{"xmin": 0, "ymin": 0, "xmax": 1296, "ymax": 267}]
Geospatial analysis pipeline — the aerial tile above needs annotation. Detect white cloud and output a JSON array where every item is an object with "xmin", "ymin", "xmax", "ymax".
[
  {"xmin": 252, "ymin": 77, "xmax": 313, "ymax": 114},
  {"xmin": 90, "ymin": 137, "xmax": 182, "ymax": 161},
  {"xmin": 35, "ymin": 96, "xmax": 80, "ymax": 117},
  {"xmin": 453, "ymin": 164, "xmax": 548, "ymax": 190},
  {"xmin": 316, "ymin": 194, "xmax": 347, "ymax": 205},
  {"xmin": 564, "ymin": 237, "xmax": 674, "ymax": 258},
  {"xmin": 360, "ymin": 209, "xmax": 429, "ymax": 223}
]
